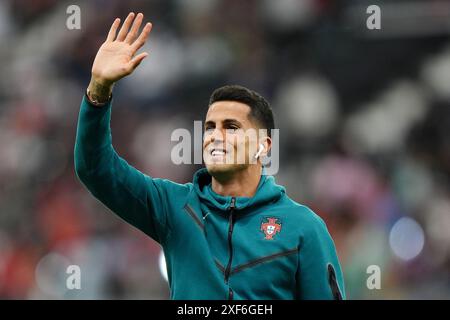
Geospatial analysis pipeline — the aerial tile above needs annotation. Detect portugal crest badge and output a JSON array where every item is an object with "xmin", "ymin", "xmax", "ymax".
[{"xmin": 261, "ymin": 217, "xmax": 282, "ymax": 240}]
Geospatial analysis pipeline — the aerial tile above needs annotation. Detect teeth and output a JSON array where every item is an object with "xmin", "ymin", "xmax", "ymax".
[{"xmin": 211, "ymin": 150, "xmax": 225, "ymax": 156}]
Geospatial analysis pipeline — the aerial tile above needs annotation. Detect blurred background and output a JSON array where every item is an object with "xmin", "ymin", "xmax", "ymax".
[{"xmin": 0, "ymin": 0, "xmax": 449, "ymax": 299}]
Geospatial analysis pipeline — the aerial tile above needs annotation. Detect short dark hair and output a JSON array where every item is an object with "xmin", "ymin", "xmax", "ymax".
[{"xmin": 208, "ymin": 85, "xmax": 275, "ymax": 137}]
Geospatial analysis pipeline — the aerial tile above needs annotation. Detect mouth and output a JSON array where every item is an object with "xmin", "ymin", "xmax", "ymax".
[
  {"xmin": 205, "ymin": 146, "xmax": 230, "ymax": 164},
  {"xmin": 210, "ymin": 148, "xmax": 227, "ymax": 157}
]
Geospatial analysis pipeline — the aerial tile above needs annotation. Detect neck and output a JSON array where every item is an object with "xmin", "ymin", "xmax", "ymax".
[{"xmin": 211, "ymin": 165, "xmax": 262, "ymax": 198}]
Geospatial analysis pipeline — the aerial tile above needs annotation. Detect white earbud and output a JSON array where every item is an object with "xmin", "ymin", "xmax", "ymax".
[{"xmin": 254, "ymin": 143, "xmax": 265, "ymax": 159}]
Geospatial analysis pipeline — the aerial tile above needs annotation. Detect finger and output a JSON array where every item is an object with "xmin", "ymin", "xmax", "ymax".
[
  {"xmin": 106, "ymin": 18, "xmax": 120, "ymax": 42},
  {"xmin": 129, "ymin": 52, "xmax": 149, "ymax": 69},
  {"xmin": 116, "ymin": 12, "xmax": 135, "ymax": 41},
  {"xmin": 125, "ymin": 12, "xmax": 143, "ymax": 44},
  {"xmin": 131, "ymin": 22, "xmax": 152, "ymax": 52}
]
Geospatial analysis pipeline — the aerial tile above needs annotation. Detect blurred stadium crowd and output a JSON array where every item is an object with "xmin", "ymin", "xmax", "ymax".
[{"xmin": 0, "ymin": 0, "xmax": 449, "ymax": 299}]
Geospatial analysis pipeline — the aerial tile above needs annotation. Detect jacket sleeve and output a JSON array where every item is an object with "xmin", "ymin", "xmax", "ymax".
[
  {"xmin": 296, "ymin": 211, "xmax": 346, "ymax": 300},
  {"xmin": 74, "ymin": 94, "xmax": 179, "ymax": 244}
]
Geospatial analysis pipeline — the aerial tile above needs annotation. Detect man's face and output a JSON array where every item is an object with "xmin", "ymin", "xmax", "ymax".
[{"xmin": 203, "ymin": 101, "xmax": 261, "ymax": 176}]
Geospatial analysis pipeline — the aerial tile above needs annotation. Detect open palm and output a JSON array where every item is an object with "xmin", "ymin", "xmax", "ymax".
[{"xmin": 92, "ymin": 12, "xmax": 152, "ymax": 85}]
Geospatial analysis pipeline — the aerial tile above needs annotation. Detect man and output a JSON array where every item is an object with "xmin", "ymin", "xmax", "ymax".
[{"xmin": 74, "ymin": 12, "xmax": 345, "ymax": 300}]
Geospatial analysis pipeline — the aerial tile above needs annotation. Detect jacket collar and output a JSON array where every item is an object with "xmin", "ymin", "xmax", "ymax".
[{"xmin": 192, "ymin": 167, "xmax": 285, "ymax": 212}]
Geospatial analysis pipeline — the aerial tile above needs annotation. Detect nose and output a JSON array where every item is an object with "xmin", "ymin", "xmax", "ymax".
[{"xmin": 210, "ymin": 128, "xmax": 224, "ymax": 144}]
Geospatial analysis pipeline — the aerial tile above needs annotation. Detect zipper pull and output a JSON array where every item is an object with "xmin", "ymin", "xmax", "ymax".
[
  {"xmin": 228, "ymin": 197, "xmax": 236, "ymax": 236},
  {"xmin": 229, "ymin": 197, "xmax": 236, "ymax": 210}
]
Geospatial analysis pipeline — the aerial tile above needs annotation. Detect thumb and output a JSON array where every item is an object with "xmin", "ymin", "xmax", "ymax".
[{"xmin": 129, "ymin": 52, "xmax": 149, "ymax": 70}]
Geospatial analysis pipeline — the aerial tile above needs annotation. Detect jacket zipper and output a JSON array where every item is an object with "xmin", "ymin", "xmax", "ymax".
[{"xmin": 224, "ymin": 197, "xmax": 236, "ymax": 300}]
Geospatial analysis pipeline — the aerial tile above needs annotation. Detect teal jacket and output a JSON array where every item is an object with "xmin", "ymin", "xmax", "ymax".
[{"xmin": 74, "ymin": 95, "xmax": 346, "ymax": 300}]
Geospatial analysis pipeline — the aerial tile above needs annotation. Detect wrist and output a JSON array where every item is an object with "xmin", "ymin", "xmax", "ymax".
[
  {"xmin": 91, "ymin": 73, "xmax": 114, "ymax": 87},
  {"xmin": 87, "ymin": 77, "xmax": 114, "ymax": 106}
]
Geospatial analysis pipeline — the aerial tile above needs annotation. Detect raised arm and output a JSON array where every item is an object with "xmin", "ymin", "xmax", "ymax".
[{"xmin": 75, "ymin": 13, "xmax": 183, "ymax": 244}]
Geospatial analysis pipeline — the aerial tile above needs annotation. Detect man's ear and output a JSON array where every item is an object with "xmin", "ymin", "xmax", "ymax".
[{"xmin": 260, "ymin": 136, "xmax": 272, "ymax": 157}]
